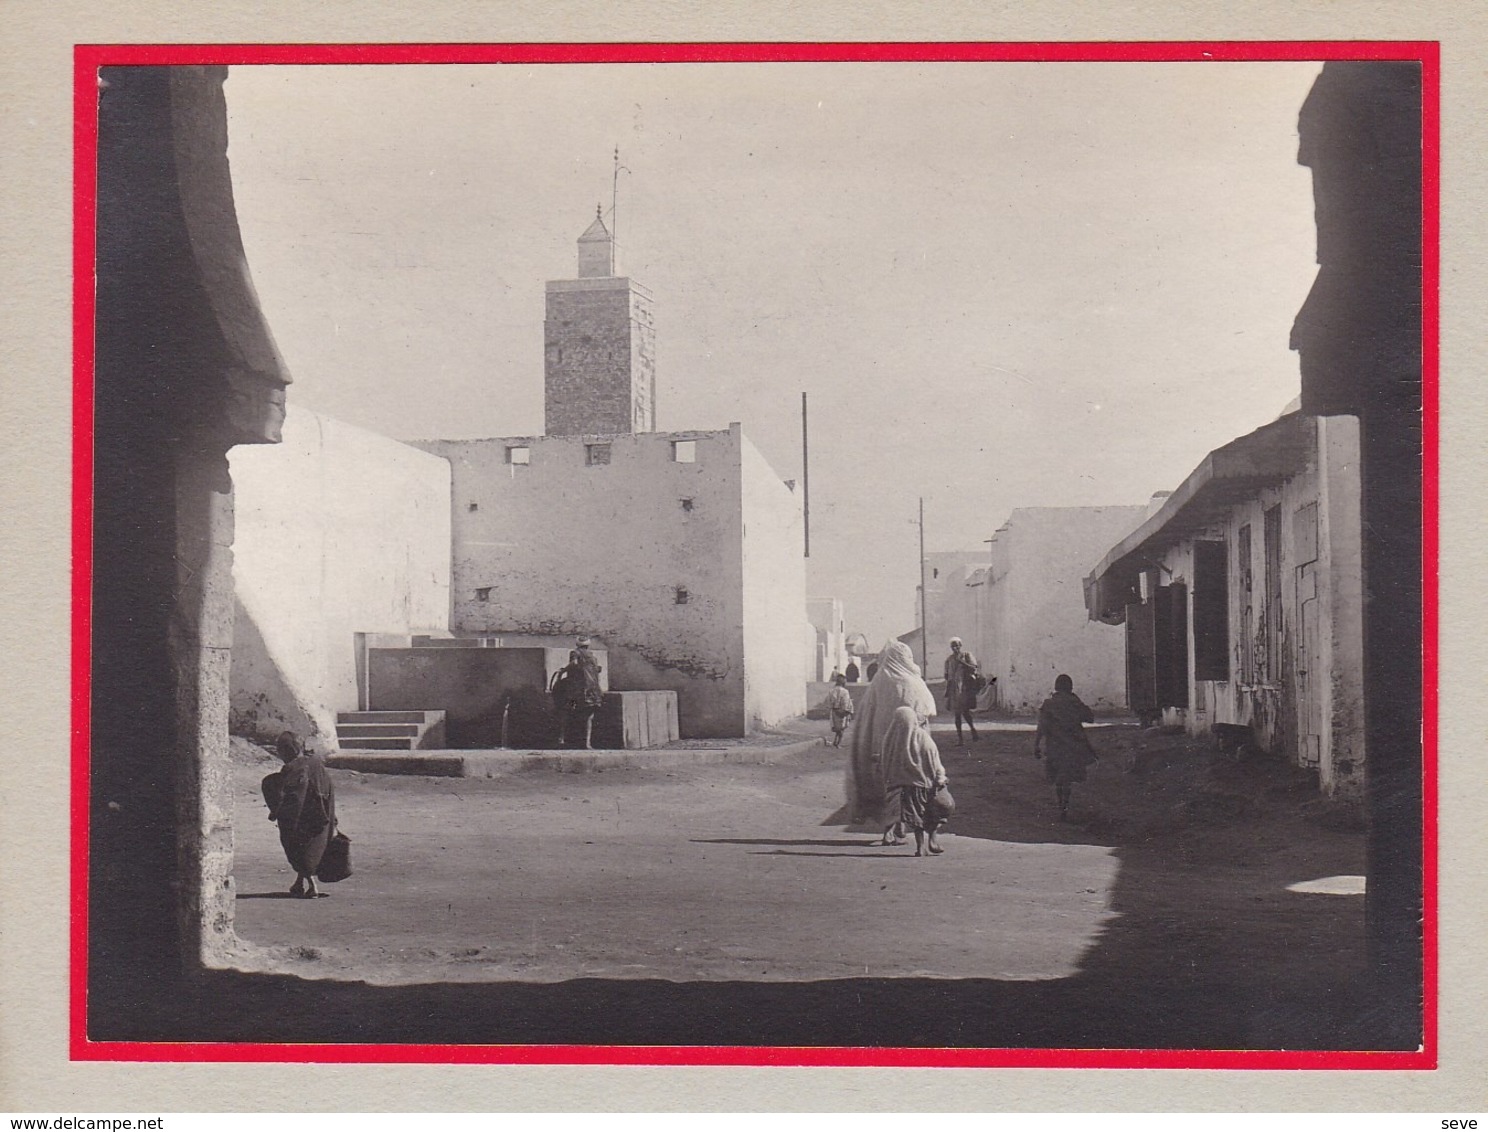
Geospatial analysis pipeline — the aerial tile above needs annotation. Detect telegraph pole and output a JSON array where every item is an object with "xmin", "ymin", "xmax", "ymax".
[
  {"xmin": 802, "ymin": 392, "xmax": 810, "ymax": 557},
  {"xmin": 919, "ymin": 497, "xmax": 928, "ymax": 672}
]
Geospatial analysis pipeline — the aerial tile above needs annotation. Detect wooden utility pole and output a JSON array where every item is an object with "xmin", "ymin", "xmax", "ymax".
[
  {"xmin": 919, "ymin": 497, "xmax": 928, "ymax": 672},
  {"xmin": 802, "ymin": 392, "xmax": 810, "ymax": 557}
]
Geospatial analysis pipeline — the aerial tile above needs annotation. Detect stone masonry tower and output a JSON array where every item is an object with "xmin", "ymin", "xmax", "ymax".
[{"xmin": 544, "ymin": 208, "xmax": 657, "ymax": 435}]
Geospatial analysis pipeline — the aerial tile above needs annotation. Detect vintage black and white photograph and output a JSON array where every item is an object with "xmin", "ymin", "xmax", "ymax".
[{"xmin": 83, "ymin": 49, "xmax": 1427, "ymax": 1059}]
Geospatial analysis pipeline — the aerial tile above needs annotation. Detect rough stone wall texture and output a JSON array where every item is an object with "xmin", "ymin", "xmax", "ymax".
[
  {"xmin": 228, "ymin": 406, "xmax": 452, "ymax": 743},
  {"xmin": 1318, "ymin": 415, "xmax": 1365, "ymax": 799},
  {"xmin": 417, "ymin": 428, "xmax": 751, "ymax": 737},
  {"xmin": 171, "ymin": 452, "xmax": 243, "ymax": 970},
  {"xmin": 972, "ymin": 507, "xmax": 1145, "ymax": 712},
  {"xmin": 740, "ymin": 434, "xmax": 809, "ymax": 729},
  {"xmin": 91, "ymin": 63, "xmax": 299, "ymax": 1014},
  {"xmin": 629, "ymin": 286, "xmax": 657, "ymax": 432},
  {"xmin": 543, "ymin": 278, "xmax": 654, "ymax": 436}
]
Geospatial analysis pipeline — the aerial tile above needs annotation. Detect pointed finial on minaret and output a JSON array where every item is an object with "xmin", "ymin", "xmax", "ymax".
[{"xmin": 596, "ymin": 203, "xmax": 603, "ymax": 220}]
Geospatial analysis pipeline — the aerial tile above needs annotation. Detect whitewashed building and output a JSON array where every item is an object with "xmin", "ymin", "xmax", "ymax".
[{"xmin": 1085, "ymin": 412, "xmax": 1364, "ymax": 797}]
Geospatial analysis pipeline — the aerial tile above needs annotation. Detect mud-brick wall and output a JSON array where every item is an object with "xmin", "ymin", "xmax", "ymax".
[
  {"xmin": 740, "ymin": 434, "xmax": 808, "ymax": 729},
  {"xmin": 228, "ymin": 407, "xmax": 452, "ymax": 743},
  {"xmin": 977, "ymin": 507, "xmax": 1144, "ymax": 713},
  {"xmin": 418, "ymin": 427, "xmax": 750, "ymax": 738},
  {"xmin": 1003, "ymin": 507, "xmax": 1146, "ymax": 712},
  {"xmin": 544, "ymin": 277, "xmax": 654, "ymax": 436}
]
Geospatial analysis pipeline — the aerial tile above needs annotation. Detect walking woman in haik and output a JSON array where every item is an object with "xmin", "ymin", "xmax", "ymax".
[
  {"xmin": 1033, "ymin": 674, "xmax": 1099, "ymax": 821},
  {"xmin": 880, "ymin": 706, "xmax": 951, "ymax": 856},
  {"xmin": 845, "ymin": 640, "xmax": 937, "ymax": 841},
  {"xmin": 262, "ymin": 731, "xmax": 337, "ymax": 898}
]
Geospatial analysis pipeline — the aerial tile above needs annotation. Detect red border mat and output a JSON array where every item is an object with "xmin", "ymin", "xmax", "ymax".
[{"xmin": 71, "ymin": 39, "xmax": 1439, "ymax": 1069}]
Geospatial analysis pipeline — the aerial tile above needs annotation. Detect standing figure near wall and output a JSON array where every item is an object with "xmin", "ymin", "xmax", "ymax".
[
  {"xmin": 1033, "ymin": 674, "xmax": 1099, "ymax": 821},
  {"xmin": 845, "ymin": 641, "xmax": 937, "ymax": 829},
  {"xmin": 557, "ymin": 636, "xmax": 605, "ymax": 749},
  {"xmin": 943, "ymin": 636, "xmax": 983, "ymax": 746}
]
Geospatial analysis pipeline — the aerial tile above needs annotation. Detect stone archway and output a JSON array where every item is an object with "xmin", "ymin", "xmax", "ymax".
[{"xmin": 89, "ymin": 65, "xmax": 287, "ymax": 1029}]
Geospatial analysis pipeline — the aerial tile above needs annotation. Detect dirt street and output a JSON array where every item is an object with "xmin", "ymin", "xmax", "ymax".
[{"xmin": 220, "ymin": 720, "xmax": 1372, "ymax": 1049}]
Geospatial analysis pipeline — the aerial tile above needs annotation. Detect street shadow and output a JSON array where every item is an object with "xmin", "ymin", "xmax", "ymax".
[
  {"xmin": 692, "ymin": 837, "xmax": 880, "ymax": 847},
  {"xmin": 750, "ymin": 850, "xmax": 909, "ymax": 859},
  {"xmin": 87, "ymin": 731, "xmax": 1400, "ymax": 1052},
  {"xmin": 236, "ymin": 891, "xmax": 299, "ymax": 900}
]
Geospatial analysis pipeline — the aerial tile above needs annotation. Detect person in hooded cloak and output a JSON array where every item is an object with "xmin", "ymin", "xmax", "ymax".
[
  {"xmin": 880, "ymin": 705, "xmax": 951, "ymax": 856},
  {"xmin": 1033, "ymin": 673, "xmax": 1099, "ymax": 820},
  {"xmin": 844, "ymin": 640, "xmax": 937, "ymax": 832},
  {"xmin": 262, "ymin": 730, "xmax": 337, "ymax": 898}
]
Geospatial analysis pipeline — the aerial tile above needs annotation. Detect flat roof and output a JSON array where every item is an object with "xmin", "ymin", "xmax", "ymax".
[{"xmin": 1084, "ymin": 412, "xmax": 1314, "ymax": 623}]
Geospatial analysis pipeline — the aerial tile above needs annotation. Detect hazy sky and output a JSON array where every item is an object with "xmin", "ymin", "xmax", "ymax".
[{"xmin": 225, "ymin": 61, "xmax": 1322, "ymax": 646}]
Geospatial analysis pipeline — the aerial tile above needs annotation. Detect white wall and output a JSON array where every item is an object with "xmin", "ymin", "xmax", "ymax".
[
  {"xmin": 974, "ymin": 507, "xmax": 1145, "ymax": 712},
  {"xmin": 228, "ymin": 407, "xmax": 452, "ymax": 742},
  {"xmin": 741, "ymin": 433, "xmax": 809, "ymax": 728},
  {"xmin": 807, "ymin": 596, "xmax": 848, "ymax": 681},
  {"xmin": 418, "ymin": 427, "xmax": 753, "ymax": 737},
  {"xmin": 1149, "ymin": 417, "xmax": 1363, "ymax": 797}
]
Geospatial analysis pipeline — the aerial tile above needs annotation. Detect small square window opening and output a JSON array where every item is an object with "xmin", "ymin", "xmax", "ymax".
[
  {"xmin": 475, "ymin": 587, "xmax": 492, "ymax": 603},
  {"xmin": 468, "ymin": 502, "xmax": 479, "ymax": 512},
  {"xmin": 672, "ymin": 440, "xmax": 697, "ymax": 463},
  {"xmin": 507, "ymin": 446, "xmax": 530, "ymax": 465},
  {"xmin": 680, "ymin": 498, "xmax": 694, "ymax": 512},
  {"xmin": 586, "ymin": 443, "xmax": 611, "ymax": 466},
  {"xmin": 674, "ymin": 586, "xmax": 690, "ymax": 605}
]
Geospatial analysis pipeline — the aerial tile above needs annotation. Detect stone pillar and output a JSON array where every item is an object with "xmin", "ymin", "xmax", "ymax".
[
  {"xmin": 90, "ymin": 63, "xmax": 288, "ymax": 1032},
  {"xmin": 170, "ymin": 450, "xmax": 241, "ymax": 966},
  {"xmin": 1318, "ymin": 414, "xmax": 1365, "ymax": 800},
  {"xmin": 1291, "ymin": 60, "xmax": 1424, "ymax": 1047}
]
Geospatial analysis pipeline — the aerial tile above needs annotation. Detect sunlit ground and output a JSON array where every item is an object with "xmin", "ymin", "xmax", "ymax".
[
  {"xmin": 231, "ymin": 756, "xmax": 1121, "ymax": 984},
  {"xmin": 1287, "ymin": 874, "xmax": 1366, "ymax": 895}
]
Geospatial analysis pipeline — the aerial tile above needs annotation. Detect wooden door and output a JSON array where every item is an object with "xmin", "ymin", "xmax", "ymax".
[{"xmin": 1126, "ymin": 599, "xmax": 1157, "ymax": 723}]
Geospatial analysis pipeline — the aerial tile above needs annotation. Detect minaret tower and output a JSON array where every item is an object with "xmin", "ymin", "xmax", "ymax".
[{"xmin": 543, "ymin": 206, "xmax": 656, "ymax": 436}]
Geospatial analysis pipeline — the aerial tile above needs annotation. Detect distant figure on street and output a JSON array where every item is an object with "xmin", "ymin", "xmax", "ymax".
[
  {"xmin": 261, "ymin": 731, "xmax": 337, "ymax": 899},
  {"xmin": 553, "ymin": 637, "xmax": 605, "ymax": 749},
  {"xmin": 825, "ymin": 672, "xmax": 854, "ymax": 748},
  {"xmin": 1033, "ymin": 673, "xmax": 1099, "ymax": 821},
  {"xmin": 880, "ymin": 705, "xmax": 950, "ymax": 856},
  {"xmin": 845, "ymin": 640, "xmax": 936, "ymax": 828},
  {"xmin": 943, "ymin": 637, "xmax": 982, "ymax": 746},
  {"xmin": 844, "ymin": 659, "xmax": 861, "ymax": 683}
]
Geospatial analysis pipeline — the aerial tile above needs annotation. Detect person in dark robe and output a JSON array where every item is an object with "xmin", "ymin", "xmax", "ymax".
[
  {"xmin": 560, "ymin": 636, "xmax": 605, "ymax": 749},
  {"xmin": 1033, "ymin": 674, "xmax": 1099, "ymax": 821},
  {"xmin": 262, "ymin": 731, "xmax": 337, "ymax": 898}
]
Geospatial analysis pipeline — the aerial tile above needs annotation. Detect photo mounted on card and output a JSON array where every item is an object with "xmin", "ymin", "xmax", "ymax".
[{"xmin": 76, "ymin": 42, "xmax": 1434, "ymax": 1067}]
